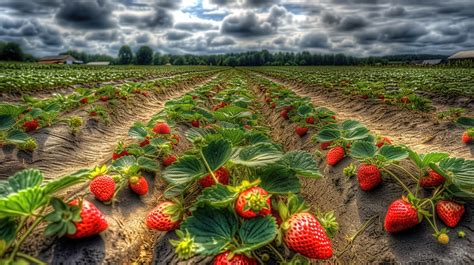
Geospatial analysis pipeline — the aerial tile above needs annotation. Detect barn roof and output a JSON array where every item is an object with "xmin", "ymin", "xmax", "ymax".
[
  {"xmin": 448, "ymin": 50, "xmax": 474, "ymax": 60},
  {"xmin": 39, "ymin": 55, "xmax": 77, "ymax": 61}
]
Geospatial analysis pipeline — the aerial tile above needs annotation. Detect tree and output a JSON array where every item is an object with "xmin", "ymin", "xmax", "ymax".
[
  {"xmin": 135, "ymin": 46, "xmax": 153, "ymax": 65},
  {"xmin": 2, "ymin": 42, "xmax": 23, "ymax": 61},
  {"xmin": 118, "ymin": 45, "xmax": 133, "ymax": 65},
  {"xmin": 223, "ymin": 56, "xmax": 238, "ymax": 67},
  {"xmin": 153, "ymin": 52, "xmax": 162, "ymax": 65}
]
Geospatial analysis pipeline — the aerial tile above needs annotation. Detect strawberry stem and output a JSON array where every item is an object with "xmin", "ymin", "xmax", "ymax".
[
  {"xmin": 267, "ymin": 244, "xmax": 285, "ymax": 262},
  {"xmin": 199, "ymin": 150, "xmax": 219, "ymax": 184},
  {"xmin": 16, "ymin": 252, "xmax": 47, "ymax": 265},
  {"xmin": 383, "ymin": 169, "xmax": 412, "ymax": 195},
  {"xmin": 336, "ymin": 215, "xmax": 378, "ymax": 258},
  {"xmin": 391, "ymin": 164, "xmax": 419, "ymax": 183}
]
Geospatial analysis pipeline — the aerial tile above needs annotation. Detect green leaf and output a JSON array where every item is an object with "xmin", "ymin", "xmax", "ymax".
[
  {"xmin": 112, "ymin": 155, "xmax": 140, "ymax": 175},
  {"xmin": 0, "ymin": 115, "xmax": 14, "ymax": 131},
  {"xmin": 0, "ymin": 186, "xmax": 48, "ymax": 218},
  {"xmin": 201, "ymin": 139, "xmax": 232, "ymax": 171},
  {"xmin": 44, "ymin": 174, "xmax": 89, "ymax": 195},
  {"xmin": 349, "ymin": 141, "xmax": 376, "ymax": 160},
  {"xmin": 409, "ymin": 150, "xmax": 449, "ymax": 169},
  {"xmin": 343, "ymin": 127, "xmax": 370, "ymax": 140},
  {"xmin": 128, "ymin": 124, "xmax": 148, "ymax": 139},
  {"xmin": 196, "ymin": 184, "xmax": 237, "ymax": 207},
  {"xmin": 0, "ymin": 181, "xmax": 11, "ymax": 197},
  {"xmin": 246, "ymin": 133, "xmax": 271, "ymax": 144},
  {"xmin": 185, "ymin": 128, "xmax": 216, "ymax": 143},
  {"xmin": 6, "ymin": 130, "xmax": 29, "ymax": 144},
  {"xmin": 220, "ymin": 128, "xmax": 245, "ymax": 145},
  {"xmin": 297, "ymin": 105, "xmax": 312, "ymax": 116},
  {"xmin": 430, "ymin": 158, "xmax": 474, "ymax": 199},
  {"xmin": 235, "ymin": 216, "xmax": 276, "ymax": 254},
  {"xmin": 164, "ymin": 184, "xmax": 188, "ymax": 199},
  {"xmin": 0, "ymin": 218, "xmax": 17, "ymax": 245},
  {"xmin": 281, "ymin": 151, "xmax": 321, "ymax": 178},
  {"xmin": 137, "ymin": 156, "xmax": 159, "ymax": 172},
  {"xmin": 163, "ymin": 156, "xmax": 207, "ymax": 186},
  {"xmin": 378, "ymin": 145, "xmax": 408, "ymax": 161},
  {"xmin": 231, "ymin": 143, "xmax": 282, "ymax": 167},
  {"xmin": 257, "ymin": 165, "xmax": 300, "ymax": 194},
  {"xmin": 181, "ymin": 207, "xmax": 238, "ymax": 255},
  {"xmin": 456, "ymin": 117, "xmax": 474, "ymax": 128},
  {"xmin": 316, "ymin": 129, "xmax": 340, "ymax": 142},
  {"xmin": 341, "ymin": 120, "xmax": 364, "ymax": 131},
  {"xmin": 8, "ymin": 169, "xmax": 43, "ymax": 192}
]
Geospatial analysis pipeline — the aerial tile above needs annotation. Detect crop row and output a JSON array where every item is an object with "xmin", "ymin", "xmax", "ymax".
[
  {"xmin": 0, "ymin": 63, "xmax": 219, "ymax": 93},
  {"xmin": 0, "ymin": 70, "xmax": 221, "ymax": 152}
]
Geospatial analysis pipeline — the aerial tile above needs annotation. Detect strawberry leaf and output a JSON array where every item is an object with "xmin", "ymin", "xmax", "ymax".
[
  {"xmin": 231, "ymin": 143, "xmax": 282, "ymax": 167},
  {"xmin": 281, "ymin": 151, "xmax": 321, "ymax": 178},
  {"xmin": 408, "ymin": 150, "xmax": 449, "ymax": 169},
  {"xmin": 378, "ymin": 145, "xmax": 408, "ymax": 161},
  {"xmin": 128, "ymin": 124, "xmax": 148, "ymax": 140},
  {"xmin": 0, "ymin": 186, "xmax": 48, "ymax": 218},
  {"xmin": 456, "ymin": 117, "xmax": 474, "ymax": 128},
  {"xmin": 0, "ymin": 217, "xmax": 17, "ymax": 245},
  {"xmin": 350, "ymin": 141, "xmax": 376, "ymax": 159},
  {"xmin": 6, "ymin": 129, "xmax": 29, "ymax": 144},
  {"xmin": 181, "ymin": 207, "xmax": 237, "ymax": 255},
  {"xmin": 163, "ymin": 155, "xmax": 207, "ymax": 186},
  {"xmin": 316, "ymin": 128, "xmax": 340, "ymax": 142},
  {"xmin": 0, "ymin": 115, "xmax": 14, "ymax": 131},
  {"xmin": 201, "ymin": 139, "xmax": 232, "ymax": 171},
  {"xmin": 246, "ymin": 132, "xmax": 271, "ymax": 145},
  {"xmin": 185, "ymin": 127, "xmax": 216, "ymax": 143},
  {"xmin": 219, "ymin": 128, "xmax": 245, "ymax": 145},
  {"xmin": 235, "ymin": 216, "xmax": 277, "ymax": 254},
  {"xmin": 430, "ymin": 158, "xmax": 474, "ymax": 199},
  {"xmin": 8, "ymin": 169, "xmax": 43, "ymax": 192},
  {"xmin": 44, "ymin": 170, "xmax": 90, "ymax": 195},
  {"xmin": 137, "ymin": 156, "xmax": 159, "ymax": 172},
  {"xmin": 196, "ymin": 184, "xmax": 237, "ymax": 207},
  {"xmin": 257, "ymin": 165, "xmax": 300, "ymax": 194}
]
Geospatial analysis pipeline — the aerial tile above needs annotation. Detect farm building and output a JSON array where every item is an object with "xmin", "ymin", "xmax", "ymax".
[
  {"xmin": 411, "ymin": 59, "xmax": 443, "ymax": 66},
  {"xmin": 448, "ymin": 50, "xmax": 474, "ymax": 62},
  {"xmin": 38, "ymin": 55, "xmax": 82, "ymax": 64},
  {"xmin": 86, "ymin": 61, "xmax": 110, "ymax": 65}
]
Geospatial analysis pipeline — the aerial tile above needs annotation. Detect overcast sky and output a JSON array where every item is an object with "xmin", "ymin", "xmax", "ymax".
[{"xmin": 0, "ymin": 0, "xmax": 472, "ymax": 57}]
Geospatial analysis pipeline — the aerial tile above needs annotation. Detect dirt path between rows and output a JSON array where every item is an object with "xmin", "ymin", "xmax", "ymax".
[
  {"xmin": 0, "ymin": 73, "xmax": 220, "ymax": 180},
  {"xmin": 253, "ymin": 72, "xmax": 473, "ymax": 159}
]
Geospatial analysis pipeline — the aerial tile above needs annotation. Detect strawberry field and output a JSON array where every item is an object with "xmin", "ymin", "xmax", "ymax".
[{"xmin": 0, "ymin": 67, "xmax": 473, "ymax": 264}]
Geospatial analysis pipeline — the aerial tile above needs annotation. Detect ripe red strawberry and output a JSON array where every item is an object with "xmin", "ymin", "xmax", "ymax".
[
  {"xmin": 139, "ymin": 137, "xmax": 150, "ymax": 147},
  {"xmin": 129, "ymin": 176, "xmax": 149, "ymax": 196},
  {"xmin": 400, "ymin": 96, "xmax": 410, "ymax": 104},
  {"xmin": 80, "ymin": 97, "xmax": 88, "ymax": 104},
  {"xmin": 23, "ymin": 120, "xmax": 39, "ymax": 132},
  {"xmin": 90, "ymin": 111, "xmax": 97, "ymax": 117},
  {"xmin": 384, "ymin": 198, "xmax": 421, "ymax": 233},
  {"xmin": 376, "ymin": 137, "xmax": 392, "ymax": 148},
  {"xmin": 243, "ymin": 124, "xmax": 252, "ymax": 130},
  {"xmin": 436, "ymin": 200, "xmax": 465, "ymax": 228},
  {"xmin": 306, "ymin": 116, "xmax": 315, "ymax": 124},
  {"xmin": 213, "ymin": 251, "xmax": 257, "ymax": 265},
  {"xmin": 326, "ymin": 146, "xmax": 345, "ymax": 166},
  {"xmin": 235, "ymin": 187, "xmax": 271, "ymax": 219},
  {"xmin": 66, "ymin": 200, "xmax": 108, "ymax": 239},
  {"xmin": 198, "ymin": 167, "xmax": 230, "ymax": 187},
  {"xmin": 280, "ymin": 110, "xmax": 289, "ymax": 120},
  {"xmin": 153, "ymin": 122, "xmax": 171, "ymax": 134},
  {"xmin": 357, "ymin": 164, "xmax": 382, "ymax": 191},
  {"xmin": 420, "ymin": 170, "xmax": 445, "ymax": 187},
  {"xmin": 283, "ymin": 212, "xmax": 333, "ymax": 259},
  {"xmin": 271, "ymin": 102, "xmax": 276, "ymax": 109},
  {"xmin": 378, "ymin": 94, "xmax": 385, "ymax": 100},
  {"xmin": 461, "ymin": 129, "xmax": 473, "ymax": 144},
  {"xmin": 295, "ymin": 126, "xmax": 308, "ymax": 137},
  {"xmin": 191, "ymin": 120, "xmax": 200, "ymax": 128},
  {"xmin": 146, "ymin": 201, "xmax": 182, "ymax": 231},
  {"xmin": 162, "ymin": 155, "xmax": 177, "ymax": 167},
  {"xmin": 89, "ymin": 175, "xmax": 115, "ymax": 202},
  {"xmin": 142, "ymin": 91, "xmax": 150, "ymax": 97},
  {"xmin": 112, "ymin": 150, "xmax": 129, "ymax": 160},
  {"xmin": 99, "ymin": 96, "xmax": 109, "ymax": 102},
  {"xmin": 320, "ymin": 141, "xmax": 332, "ymax": 150}
]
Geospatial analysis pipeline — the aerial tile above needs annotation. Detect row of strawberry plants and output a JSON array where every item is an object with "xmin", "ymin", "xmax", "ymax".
[
  {"xmin": 0, "ymin": 71, "xmax": 229, "ymax": 264},
  {"xmin": 251, "ymin": 74, "xmax": 473, "ymax": 245},
  {"xmin": 0, "ymin": 70, "xmax": 221, "ymax": 153}
]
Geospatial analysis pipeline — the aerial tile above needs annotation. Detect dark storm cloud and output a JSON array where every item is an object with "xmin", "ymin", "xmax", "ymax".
[
  {"xmin": 209, "ymin": 0, "xmax": 235, "ymax": 5},
  {"xmin": 379, "ymin": 23, "xmax": 428, "ymax": 43},
  {"xmin": 55, "ymin": 0, "xmax": 117, "ymax": 29},
  {"xmin": 85, "ymin": 31, "xmax": 119, "ymax": 42},
  {"xmin": 384, "ymin": 6, "xmax": 406, "ymax": 17},
  {"xmin": 119, "ymin": 7, "xmax": 173, "ymax": 28},
  {"xmin": 299, "ymin": 33, "xmax": 330, "ymax": 48},
  {"xmin": 321, "ymin": 12, "xmax": 340, "ymax": 25},
  {"xmin": 136, "ymin": 34, "xmax": 150, "ymax": 43},
  {"xmin": 337, "ymin": 16, "xmax": 368, "ymax": 31},
  {"xmin": 243, "ymin": 0, "xmax": 280, "ymax": 7},
  {"xmin": 165, "ymin": 30, "xmax": 192, "ymax": 41},
  {"xmin": 208, "ymin": 36, "xmax": 236, "ymax": 46},
  {"xmin": 221, "ymin": 12, "xmax": 273, "ymax": 37},
  {"xmin": 175, "ymin": 22, "xmax": 217, "ymax": 32},
  {"xmin": 0, "ymin": 0, "xmax": 60, "ymax": 15},
  {"xmin": 156, "ymin": 0, "xmax": 182, "ymax": 9}
]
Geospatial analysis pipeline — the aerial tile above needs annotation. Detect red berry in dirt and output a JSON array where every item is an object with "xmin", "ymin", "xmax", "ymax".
[
  {"xmin": 146, "ymin": 201, "xmax": 182, "ymax": 231},
  {"xmin": 89, "ymin": 175, "xmax": 115, "ymax": 202},
  {"xmin": 295, "ymin": 126, "xmax": 308, "ymax": 137},
  {"xmin": 66, "ymin": 200, "xmax": 108, "ymax": 239},
  {"xmin": 376, "ymin": 137, "xmax": 392, "ymax": 148},
  {"xmin": 280, "ymin": 110, "xmax": 289, "ymax": 120},
  {"xmin": 198, "ymin": 167, "xmax": 230, "ymax": 187},
  {"xmin": 283, "ymin": 212, "xmax": 333, "ymax": 259},
  {"xmin": 129, "ymin": 176, "xmax": 149, "ymax": 196},
  {"xmin": 320, "ymin": 141, "xmax": 332, "ymax": 150},
  {"xmin": 243, "ymin": 124, "xmax": 252, "ymax": 130},
  {"xmin": 461, "ymin": 130, "xmax": 473, "ymax": 144},
  {"xmin": 420, "ymin": 170, "xmax": 445, "ymax": 187},
  {"xmin": 191, "ymin": 120, "xmax": 200, "ymax": 128},
  {"xmin": 271, "ymin": 102, "xmax": 276, "ymax": 109},
  {"xmin": 384, "ymin": 198, "xmax": 421, "ymax": 233},
  {"xmin": 162, "ymin": 155, "xmax": 177, "ymax": 167},
  {"xmin": 90, "ymin": 111, "xmax": 97, "ymax": 117},
  {"xmin": 235, "ymin": 187, "xmax": 271, "ymax": 219},
  {"xmin": 357, "ymin": 164, "xmax": 382, "ymax": 191},
  {"xmin": 400, "ymin": 96, "xmax": 410, "ymax": 104},
  {"xmin": 23, "ymin": 120, "xmax": 39, "ymax": 132},
  {"xmin": 213, "ymin": 251, "xmax": 257, "ymax": 265},
  {"xmin": 326, "ymin": 146, "xmax": 345, "ymax": 166},
  {"xmin": 153, "ymin": 122, "xmax": 171, "ymax": 134},
  {"xmin": 112, "ymin": 150, "xmax": 129, "ymax": 160},
  {"xmin": 99, "ymin": 96, "xmax": 109, "ymax": 102},
  {"xmin": 436, "ymin": 200, "xmax": 465, "ymax": 228},
  {"xmin": 80, "ymin": 97, "xmax": 88, "ymax": 104},
  {"xmin": 306, "ymin": 116, "xmax": 315, "ymax": 124}
]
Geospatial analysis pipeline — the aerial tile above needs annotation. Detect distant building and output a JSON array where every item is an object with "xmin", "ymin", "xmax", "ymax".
[
  {"xmin": 86, "ymin": 61, "xmax": 110, "ymax": 65},
  {"xmin": 448, "ymin": 50, "xmax": 474, "ymax": 62},
  {"xmin": 422, "ymin": 59, "xmax": 442, "ymax": 65},
  {"xmin": 38, "ymin": 55, "xmax": 82, "ymax": 65},
  {"xmin": 165, "ymin": 63, "xmax": 172, "ymax": 66}
]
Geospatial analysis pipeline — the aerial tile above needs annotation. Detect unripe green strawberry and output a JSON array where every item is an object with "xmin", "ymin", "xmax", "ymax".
[
  {"xmin": 235, "ymin": 187, "xmax": 271, "ymax": 219},
  {"xmin": 89, "ymin": 175, "xmax": 115, "ymax": 202},
  {"xmin": 129, "ymin": 176, "xmax": 149, "ymax": 196},
  {"xmin": 283, "ymin": 212, "xmax": 333, "ymax": 259}
]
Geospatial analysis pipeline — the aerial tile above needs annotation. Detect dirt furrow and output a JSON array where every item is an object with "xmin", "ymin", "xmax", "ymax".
[
  {"xmin": 254, "ymin": 72, "xmax": 473, "ymax": 159},
  {"xmin": 0, "ymin": 74, "xmax": 220, "ymax": 180}
]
